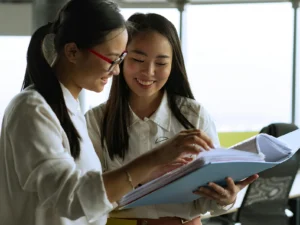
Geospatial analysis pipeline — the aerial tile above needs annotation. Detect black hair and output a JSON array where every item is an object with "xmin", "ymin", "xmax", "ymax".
[
  {"xmin": 22, "ymin": 0, "xmax": 126, "ymax": 159},
  {"xmin": 101, "ymin": 13, "xmax": 195, "ymax": 160}
]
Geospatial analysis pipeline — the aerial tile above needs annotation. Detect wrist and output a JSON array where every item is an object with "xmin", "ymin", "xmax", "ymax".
[
  {"xmin": 217, "ymin": 197, "xmax": 237, "ymax": 210},
  {"xmin": 124, "ymin": 152, "xmax": 159, "ymax": 186},
  {"xmin": 141, "ymin": 149, "xmax": 161, "ymax": 170}
]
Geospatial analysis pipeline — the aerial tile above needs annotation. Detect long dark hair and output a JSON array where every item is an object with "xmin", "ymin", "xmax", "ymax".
[
  {"xmin": 22, "ymin": 0, "xmax": 126, "ymax": 159},
  {"xmin": 101, "ymin": 13, "xmax": 195, "ymax": 160}
]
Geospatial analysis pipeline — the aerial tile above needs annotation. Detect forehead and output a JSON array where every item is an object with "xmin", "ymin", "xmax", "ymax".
[
  {"xmin": 128, "ymin": 31, "xmax": 172, "ymax": 55},
  {"xmin": 94, "ymin": 28, "xmax": 128, "ymax": 53}
]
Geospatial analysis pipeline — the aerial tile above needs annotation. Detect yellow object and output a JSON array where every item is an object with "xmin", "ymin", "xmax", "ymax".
[
  {"xmin": 218, "ymin": 131, "xmax": 258, "ymax": 148},
  {"xmin": 106, "ymin": 218, "xmax": 137, "ymax": 225}
]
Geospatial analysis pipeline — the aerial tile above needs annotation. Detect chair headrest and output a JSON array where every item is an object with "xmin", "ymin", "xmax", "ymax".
[{"xmin": 260, "ymin": 123, "xmax": 299, "ymax": 138}]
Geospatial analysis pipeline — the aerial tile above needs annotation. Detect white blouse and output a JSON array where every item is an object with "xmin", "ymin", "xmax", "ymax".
[
  {"xmin": 86, "ymin": 92, "xmax": 230, "ymax": 221},
  {"xmin": 0, "ymin": 84, "xmax": 113, "ymax": 225}
]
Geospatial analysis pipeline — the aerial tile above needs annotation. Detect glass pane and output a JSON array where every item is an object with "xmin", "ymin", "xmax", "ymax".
[
  {"xmin": 184, "ymin": 3, "xmax": 293, "ymax": 131},
  {"xmin": 84, "ymin": 8, "xmax": 180, "ymax": 113},
  {"xmin": 295, "ymin": 8, "xmax": 300, "ymax": 127},
  {"xmin": 0, "ymin": 36, "xmax": 30, "ymax": 127}
]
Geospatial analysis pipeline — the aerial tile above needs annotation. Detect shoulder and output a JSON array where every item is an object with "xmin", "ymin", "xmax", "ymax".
[
  {"xmin": 85, "ymin": 102, "xmax": 108, "ymax": 136},
  {"xmin": 85, "ymin": 102, "xmax": 107, "ymax": 123},
  {"xmin": 175, "ymin": 95, "xmax": 211, "ymax": 119},
  {"xmin": 6, "ymin": 87, "xmax": 51, "ymax": 118},
  {"xmin": 3, "ymin": 87, "xmax": 61, "ymax": 132}
]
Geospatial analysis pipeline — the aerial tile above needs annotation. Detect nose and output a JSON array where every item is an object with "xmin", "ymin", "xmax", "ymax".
[
  {"xmin": 141, "ymin": 62, "xmax": 155, "ymax": 76},
  {"xmin": 111, "ymin": 64, "xmax": 120, "ymax": 76}
]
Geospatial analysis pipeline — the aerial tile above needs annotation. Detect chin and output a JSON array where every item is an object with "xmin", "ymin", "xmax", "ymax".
[
  {"xmin": 134, "ymin": 91, "xmax": 157, "ymax": 98},
  {"xmin": 86, "ymin": 85, "xmax": 105, "ymax": 93},
  {"xmin": 94, "ymin": 86, "xmax": 105, "ymax": 93}
]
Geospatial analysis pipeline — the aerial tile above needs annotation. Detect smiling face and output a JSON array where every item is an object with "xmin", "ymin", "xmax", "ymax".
[
  {"xmin": 59, "ymin": 28, "xmax": 128, "ymax": 97},
  {"xmin": 75, "ymin": 28, "xmax": 128, "ymax": 93},
  {"xmin": 123, "ymin": 30, "xmax": 172, "ymax": 100}
]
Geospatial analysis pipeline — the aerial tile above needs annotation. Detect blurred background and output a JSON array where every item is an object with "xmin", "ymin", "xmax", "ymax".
[{"xmin": 0, "ymin": 0, "xmax": 299, "ymax": 146}]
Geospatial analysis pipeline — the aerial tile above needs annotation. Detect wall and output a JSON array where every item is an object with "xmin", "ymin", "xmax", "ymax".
[{"xmin": 0, "ymin": 3, "xmax": 32, "ymax": 36}]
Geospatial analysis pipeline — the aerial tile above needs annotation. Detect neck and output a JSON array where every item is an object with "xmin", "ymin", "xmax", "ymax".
[
  {"xmin": 129, "ymin": 91, "xmax": 164, "ymax": 119},
  {"xmin": 53, "ymin": 58, "xmax": 82, "ymax": 99}
]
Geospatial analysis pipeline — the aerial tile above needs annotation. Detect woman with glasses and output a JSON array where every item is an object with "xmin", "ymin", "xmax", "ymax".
[
  {"xmin": 0, "ymin": 1, "xmax": 212, "ymax": 225},
  {"xmin": 86, "ymin": 13, "xmax": 258, "ymax": 225}
]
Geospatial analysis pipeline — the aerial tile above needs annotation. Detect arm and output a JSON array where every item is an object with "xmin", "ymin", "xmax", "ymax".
[
  {"xmin": 192, "ymin": 106, "xmax": 258, "ymax": 216},
  {"xmin": 8, "ymin": 93, "xmax": 113, "ymax": 222},
  {"xmin": 85, "ymin": 108, "xmax": 214, "ymax": 203},
  {"xmin": 99, "ymin": 129, "xmax": 212, "ymax": 203},
  {"xmin": 85, "ymin": 109, "xmax": 162, "ymax": 201}
]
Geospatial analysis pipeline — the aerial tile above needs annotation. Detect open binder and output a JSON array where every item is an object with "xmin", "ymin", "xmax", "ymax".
[{"xmin": 118, "ymin": 129, "xmax": 300, "ymax": 210}]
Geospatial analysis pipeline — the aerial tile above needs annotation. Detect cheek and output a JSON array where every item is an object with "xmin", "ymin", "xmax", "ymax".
[
  {"xmin": 79, "ymin": 57, "xmax": 107, "ymax": 77},
  {"xmin": 74, "ymin": 58, "xmax": 109, "ymax": 90},
  {"xmin": 157, "ymin": 68, "xmax": 171, "ymax": 82},
  {"xmin": 123, "ymin": 61, "xmax": 139, "ymax": 79}
]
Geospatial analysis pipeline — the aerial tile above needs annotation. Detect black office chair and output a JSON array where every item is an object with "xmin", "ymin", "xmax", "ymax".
[{"xmin": 206, "ymin": 123, "xmax": 300, "ymax": 225}]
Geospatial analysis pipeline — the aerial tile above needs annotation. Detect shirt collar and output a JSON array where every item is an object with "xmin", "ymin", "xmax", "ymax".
[
  {"xmin": 59, "ymin": 82, "xmax": 81, "ymax": 115},
  {"xmin": 129, "ymin": 91, "xmax": 171, "ymax": 131}
]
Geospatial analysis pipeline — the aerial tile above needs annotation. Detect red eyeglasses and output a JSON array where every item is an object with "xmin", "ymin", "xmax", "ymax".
[{"xmin": 88, "ymin": 49, "xmax": 127, "ymax": 72}]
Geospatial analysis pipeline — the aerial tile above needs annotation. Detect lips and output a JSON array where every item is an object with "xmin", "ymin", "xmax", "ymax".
[
  {"xmin": 101, "ymin": 77, "xmax": 108, "ymax": 84},
  {"xmin": 136, "ymin": 78, "xmax": 155, "ymax": 86}
]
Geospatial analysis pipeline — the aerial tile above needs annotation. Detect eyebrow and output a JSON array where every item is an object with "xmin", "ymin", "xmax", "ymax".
[
  {"xmin": 130, "ymin": 49, "xmax": 170, "ymax": 59},
  {"xmin": 107, "ymin": 52, "xmax": 124, "ymax": 57}
]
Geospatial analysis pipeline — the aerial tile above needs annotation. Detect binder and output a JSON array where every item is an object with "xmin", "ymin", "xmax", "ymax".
[{"xmin": 118, "ymin": 129, "xmax": 300, "ymax": 210}]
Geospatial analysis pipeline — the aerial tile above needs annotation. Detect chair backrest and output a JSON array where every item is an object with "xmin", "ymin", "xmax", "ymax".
[{"xmin": 237, "ymin": 123, "xmax": 300, "ymax": 225}]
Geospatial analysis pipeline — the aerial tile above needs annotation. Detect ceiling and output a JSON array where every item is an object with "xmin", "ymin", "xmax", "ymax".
[{"xmin": 0, "ymin": 0, "xmax": 291, "ymax": 8}]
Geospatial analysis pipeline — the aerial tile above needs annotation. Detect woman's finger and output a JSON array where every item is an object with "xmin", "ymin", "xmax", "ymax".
[
  {"xmin": 182, "ymin": 135, "xmax": 212, "ymax": 151},
  {"xmin": 179, "ymin": 130, "xmax": 214, "ymax": 149},
  {"xmin": 172, "ymin": 157, "xmax": 193, "ymax": 164},
  {"xmin": 197, "ymin": 130, "xmax": 215, "ymax": 149},
  {"xmin": 236, "ymin": 174, "xmax": 259, "ymax": 190},
  {"xmin": 225, "ymin": 177, "xmax": 236, "ymax": 192},
  {"xmin": 208, "ymin": 182, "xmax": 228, "ymax": 197},
  {"xmin": 194, "ymin": 186, "xmax": 222, "ymax": 199}
]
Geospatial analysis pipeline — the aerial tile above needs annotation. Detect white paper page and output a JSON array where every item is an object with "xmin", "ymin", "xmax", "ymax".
[
  {"xmin": 278, "ymin": 129, "xmax": 300, "ymax": 154},
  {"xmin": 257, "ymin": 134, "xmax": 291, "ymax": 162},
  {"xmin": 197, "ymin": 148, "xmax": 264, "ymax": 162},
  {"xmin": 229, "ymin": 136, "xmax": 260, "ymax": 154}
]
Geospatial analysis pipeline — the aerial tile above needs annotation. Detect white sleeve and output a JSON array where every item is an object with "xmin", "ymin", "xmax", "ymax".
[
  {"xmin": 85, "ymin": 107, "xmax": 108, "ymax": 172},
  {"xmin": 7, "ymin": 94, "xmax": 113, "ymax": 222},
  {"xmin": 191, "ymin": 197, "xmax": 235, "ymax": 217},
  {"xmin": 199, "ymin": 106, "xmax": 220, "ymax": 148}
]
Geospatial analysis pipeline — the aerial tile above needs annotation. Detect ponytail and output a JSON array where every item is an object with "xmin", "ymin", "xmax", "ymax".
[{"xmin": 22, "ymin": 23, "xmax": 81, "ymax": 159}]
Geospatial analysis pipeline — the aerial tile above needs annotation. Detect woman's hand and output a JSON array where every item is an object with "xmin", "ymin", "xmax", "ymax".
[
  {"xmin": 103, "ymin": 129, "xmax": 214, "ymax": 203},
  {"xmin": 141, "ymin": 157, "xmax": 194, "ymax": 184},
  {"xmin": 193, "ymin": 174, "xmax": 259, "ymax": 206},
  {"xmin": 148, "ymin": 129, "xmax": 214, "ymax": 167}
]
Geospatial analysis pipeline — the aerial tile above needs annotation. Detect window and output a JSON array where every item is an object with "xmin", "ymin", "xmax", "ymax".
[
  {"xmin": 0, "ymin": 36, "xmax": 30, "ymax": 127},
  {"xmin": 295, "ymin": 8, "xmax": 300, "ymax": 127},
  {"xmin": 184, "ymin": 3, "xmax": 293, "ymax": 131},
  {"xmin": 1, "ymin": 4, "xmax": 295, "ymax": 133},
  {"xmin": 83, "ymin": 8, "xmax": 180, "ymax": 113}
]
